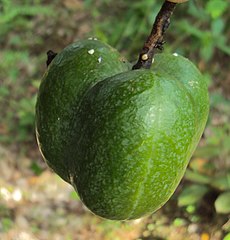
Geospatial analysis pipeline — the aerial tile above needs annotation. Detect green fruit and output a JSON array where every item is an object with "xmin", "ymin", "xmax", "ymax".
[
  {"xmin": 36, "ymin": 39, "xmax": 209, "ymax": 220},
  {"xmin": 36, "ymin": 40, "xmax": 131, "ymax": 183}
]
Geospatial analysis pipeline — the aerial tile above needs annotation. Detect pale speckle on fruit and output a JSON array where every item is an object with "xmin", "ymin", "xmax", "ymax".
[
  {"xmin": 57, "ymin": 117, "xmax": 60, "ymax": 121},
  {"xmin": 88, "ymin": 49, "xmax": 95, "ymax": 55},
  {"xmin": 188, "ymin": 81, "xmax": 199, "ymax": 88},
  {"xmin": 98, "ymin": 57, "xmax": 102, "ymax": 63}
]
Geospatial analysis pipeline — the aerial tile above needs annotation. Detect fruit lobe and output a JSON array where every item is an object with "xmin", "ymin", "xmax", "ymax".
[
  {"xmin": 36, "ymin": 39, "xmax": 209, "ymax": 220},
  {"xmin": 36, "ymin": 40, "xmax": 131, "ymax": 183}
]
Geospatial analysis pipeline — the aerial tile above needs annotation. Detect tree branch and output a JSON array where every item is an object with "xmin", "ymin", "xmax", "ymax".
[{"xmin": 132, "ymin": 1, "xmax": 177, "ymax": 70}]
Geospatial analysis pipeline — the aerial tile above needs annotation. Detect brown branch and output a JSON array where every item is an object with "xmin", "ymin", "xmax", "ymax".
[{"xmin": 132, "ymin": 1, "xmax": 177, "ymax": 70}]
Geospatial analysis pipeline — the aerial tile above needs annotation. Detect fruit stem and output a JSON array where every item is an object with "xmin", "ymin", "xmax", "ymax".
[
  {"xmin": 132, "ymin": 1, "xmax": 177, "ymax": 70},
  {"xmin": 46, "ymin": 50, "xmax": 58, "ymax": 67}
]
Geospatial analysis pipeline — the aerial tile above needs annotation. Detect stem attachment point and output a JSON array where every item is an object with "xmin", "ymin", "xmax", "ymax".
[{"xmin": 132, "ymin": 1, "xmax": 177, "ymax": 70}]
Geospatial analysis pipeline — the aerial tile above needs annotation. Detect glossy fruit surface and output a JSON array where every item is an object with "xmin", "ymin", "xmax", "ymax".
[
  {"xmin": 36, "ymin": 39, "xmax": 209, "ymax": 220},
  {"xmin": 36, "ymin": 40, "xmax": 131, "ymax": 183}
]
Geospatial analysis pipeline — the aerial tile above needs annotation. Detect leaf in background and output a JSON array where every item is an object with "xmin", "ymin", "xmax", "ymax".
[
  {"xmin": 194, "ymin": 145, "xmax": 220, "ymax": 159},
  {"xmin": 188, "ymin": 1, "xmax": 208, "ymax": 20},
  {"xmin": 217, "ymin": 41, "xmax": 230, "ymax": 55},
  {"xmin": 0, "ymin": 4, "xmax": 53, "ymax": 24},
  {"xmin": 185, "ymin": 169, "xmax": 211, "ymax": 184},
  {"xmin": 178, "ymin": 185, "xmax": 209, "ymax": 207},
  {"xmin": 1, "ymin": 217, "xmax": 14, "ymax": 232},
  {"xmin": 0, "ymin": 87, "xmax": 9, "ymax": 98},
  {"xmin": 210, "ymin": 92, "xmax": 230, "ymax": 107},
  {"xmin": 203, "ymin": 73, "xmax": 212, "ymax": 88},
  {"xmin": 211, "ymin": 174, "xmax": 230, "ymax": 191},
  {"xmin": 200, "ymin": 32, "xmax": 214, "ymax": 62},
  {"xmin": 30, "ymin": 161, "xmax": 43, "ymax": 176},
  {"xmin": 214, "ymin": 192, "xmax": 230, "ymax": 214},
  {"xmin": 189, "ymin": 158, "xmax": 214, "ymax": 175},
  {"xmin": 211, "ymin": 18, "xmax": 225, "ymax": 36},
  {"xmin": 177, "ymin": 20, "xmax": 204, "ymax": 39},
  {"xmin": 205, "ymin": 0, "xmax": 228, "ymax": 19}
]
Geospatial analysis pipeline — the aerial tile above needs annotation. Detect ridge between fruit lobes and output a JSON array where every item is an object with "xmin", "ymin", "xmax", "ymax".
[
  {"xmin": 71, "ymin": 54, "xmax": 209, "ymax": 220},
  {"xmin": 35, "ymin": 40, "xmax": 131, "ymax": 183}
]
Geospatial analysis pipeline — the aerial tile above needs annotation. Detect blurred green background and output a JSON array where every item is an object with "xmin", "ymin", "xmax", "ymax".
[{"xmin": 0, "ymin": 0, "xmax": 229, "ymax": 239}]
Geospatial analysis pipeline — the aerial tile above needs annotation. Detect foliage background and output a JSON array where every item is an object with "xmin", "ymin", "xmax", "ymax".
[{"xmin": 0, "ymin": 0, "xmax": 229, "ymax": 239}]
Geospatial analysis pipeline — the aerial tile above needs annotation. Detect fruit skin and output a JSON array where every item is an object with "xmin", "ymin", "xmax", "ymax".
[
  {"xmin": 36, "ymin": 40, "xmax": 131, "ymax": 183},
  {"xmin": 36, "ymin": 39, "xmax": 209, "ymax": 220}
]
